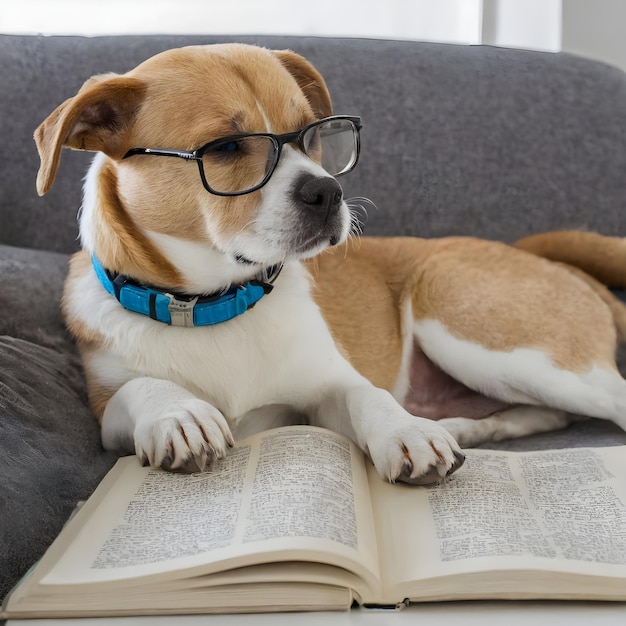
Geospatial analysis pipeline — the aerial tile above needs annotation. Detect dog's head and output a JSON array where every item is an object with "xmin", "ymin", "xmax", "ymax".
[{"xmin": 35, "ymin": 44, "xmax": 360, "ymax": 290}]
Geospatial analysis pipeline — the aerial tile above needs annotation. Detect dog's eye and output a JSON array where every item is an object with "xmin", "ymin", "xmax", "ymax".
[{"xmin": 216, "ymin": 140, "xmax": 241, "ymax": 153}]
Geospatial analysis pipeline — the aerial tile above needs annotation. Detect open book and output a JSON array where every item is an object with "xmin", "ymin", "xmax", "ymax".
[{"xmin": 3, "ymin": 425, "xmax": 626, "ymax": 618}]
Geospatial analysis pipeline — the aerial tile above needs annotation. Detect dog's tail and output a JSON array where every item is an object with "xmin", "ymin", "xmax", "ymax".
[{"xmin": 515, "ymin": 230, "xmax": 626, "ymax": 340}]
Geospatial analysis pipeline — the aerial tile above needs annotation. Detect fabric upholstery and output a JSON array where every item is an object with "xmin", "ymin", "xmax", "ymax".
[{"xmin": 0, "ymin": 245, "xmax": 118, "ymax": 599}]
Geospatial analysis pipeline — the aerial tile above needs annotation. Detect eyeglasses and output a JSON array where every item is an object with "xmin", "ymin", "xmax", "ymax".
[{"xmin": 123, "ymin": 115, "xmax": 362, "ymax": 197}]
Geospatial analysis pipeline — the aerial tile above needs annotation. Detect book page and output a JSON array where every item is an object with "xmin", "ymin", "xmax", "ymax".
[
  {"xmin": 92, "ymin": 445, "xmax": 253, "ymax": 567},
  {"xmin": 369, "ymin": 446, "xmax": 626, "ymax": 600},
  {"xmin": 36, "ymin": 426, "xmax": 380, "ymax": 594}
]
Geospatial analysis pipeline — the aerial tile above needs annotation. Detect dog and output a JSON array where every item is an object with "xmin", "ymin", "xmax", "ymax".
[{"xmin": 35, "ymin": 43, "xmax": 626, "ymax": 485}]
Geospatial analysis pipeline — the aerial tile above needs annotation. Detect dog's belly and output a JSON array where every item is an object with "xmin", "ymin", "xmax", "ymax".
[{"xmin": 403, "ymin": 340, "xmax": 509, "ymax": 420}]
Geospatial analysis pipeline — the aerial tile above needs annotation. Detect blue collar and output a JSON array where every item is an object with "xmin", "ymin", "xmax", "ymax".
[{"xmin": 91, "ymin": 256, "xmax": 282, "ymax": 327}]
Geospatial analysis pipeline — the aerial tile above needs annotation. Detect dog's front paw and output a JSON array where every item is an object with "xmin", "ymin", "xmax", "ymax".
[
  {"xmin": 368, "ymin": 419, "xmax": 465, "ymax": 485},
  {"xmin": 134, "ymin": 399, "xmax": 234, "ymax": 472}
]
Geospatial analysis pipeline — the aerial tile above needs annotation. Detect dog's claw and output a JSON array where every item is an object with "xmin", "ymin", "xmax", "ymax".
[
  {"xmin": 162, "ymin": 454, "xmax": 210, "ymax": 474},
  {"xmin": 454, "ymin": 449, "xmax": 466, "ymax": 469},
  {"xmin": 397, "ymin": 448, "xmax": 466, "ymax": 486},
  {"xmin": 157, "ymin": 441, "xmax": 219, "ymax": 473}
]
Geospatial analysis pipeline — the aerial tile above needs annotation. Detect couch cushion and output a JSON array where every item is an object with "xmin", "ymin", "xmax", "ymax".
[
  {"xmin": 0, "ymin": 245, "xmax": 118, "ymax": 601},
  {"xmin": 0, "ymin": 244, "xmax": 68, "ymax": 341},
  {"xmin": 2, "ymin": 34, "xmax": 626, "ymax": 254}
]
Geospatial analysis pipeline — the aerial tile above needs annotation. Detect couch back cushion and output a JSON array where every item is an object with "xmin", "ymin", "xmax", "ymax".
[{"xmin": 1, "ymin": 34, "xmax": 625, "ymax": 253}]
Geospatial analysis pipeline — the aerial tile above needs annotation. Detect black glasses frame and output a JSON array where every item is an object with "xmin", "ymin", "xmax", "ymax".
[{"xmin": 123, "ymin": 115, "xmax": 362, "ymax": 197}]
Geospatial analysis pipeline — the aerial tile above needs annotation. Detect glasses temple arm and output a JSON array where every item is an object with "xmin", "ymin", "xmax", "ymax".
[{"xmin": 123, "ymin": 148, "xmax": 199, "ymax": 160}]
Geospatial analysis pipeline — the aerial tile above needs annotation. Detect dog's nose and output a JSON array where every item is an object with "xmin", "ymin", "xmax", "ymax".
[{"xmin": 298, "ymin": 176, "xmax": 343, "ymax": 214}]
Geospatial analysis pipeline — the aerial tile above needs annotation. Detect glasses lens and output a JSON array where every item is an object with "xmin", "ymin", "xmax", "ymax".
[
  {"xmin": 200, "ymin": 136, "xmax": 277, "ymax": 194},
  {"xmin": 303, "ymin": 119, "xmax": 359, "ymax": 176}
]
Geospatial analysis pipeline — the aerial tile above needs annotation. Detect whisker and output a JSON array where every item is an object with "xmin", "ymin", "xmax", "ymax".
[{"xmin": 346, "ymin": 196, "xmax": 376, "ymax": 245}]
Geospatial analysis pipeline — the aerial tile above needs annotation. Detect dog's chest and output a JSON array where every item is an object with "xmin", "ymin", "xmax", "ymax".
[{"xmin": 74, "ymin": 264, "xmax": 338, "ymax": 419}]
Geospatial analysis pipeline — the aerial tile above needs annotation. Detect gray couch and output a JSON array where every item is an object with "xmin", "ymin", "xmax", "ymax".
[{"xmin": 2, "ymin": 33, "xmax": 626, "ymax": 602}]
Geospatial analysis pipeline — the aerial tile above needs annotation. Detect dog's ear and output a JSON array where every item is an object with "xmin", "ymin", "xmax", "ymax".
[
  {"xmin": 34, "ymin": 74, "xmax": 146, "ymax": 196},
  {"xmin": 273, "ymin": 50, "xmax": 333, "ymax": 119}
]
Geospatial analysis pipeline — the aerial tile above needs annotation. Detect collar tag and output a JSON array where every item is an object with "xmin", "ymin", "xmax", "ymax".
[{"xmin": 167, "ymin": 294, "xmax": 199, "ymax": 327}]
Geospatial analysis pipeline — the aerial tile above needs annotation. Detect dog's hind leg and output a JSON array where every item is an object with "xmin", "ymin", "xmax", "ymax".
[
  {"xmin": 402, "ymin": 236, "xmax": 626, "ymax": 445},
  {"xmin": 438, "ymin": 407, "xmax": 574, "ymax": 448},
  {"xmin": 414, "ymin": 317, "xmax": 626, "ymax": 444}
]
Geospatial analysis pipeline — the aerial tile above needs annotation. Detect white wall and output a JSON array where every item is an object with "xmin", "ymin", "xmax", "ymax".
[
  {"xmin": 481, "ymin": 0, "xmax": 562, "ymax": 53},
  {"xmin": 0, "ymin": 0, "xmax": 482, "ymax": 42},
  {"xmin": 2, "ymin": 0, "xmax": 626, "ymax": 72}
]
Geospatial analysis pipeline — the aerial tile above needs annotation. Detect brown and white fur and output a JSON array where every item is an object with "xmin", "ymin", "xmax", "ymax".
[{"xmin": 35, "ymin": 44, "xmax": 626, "ymax": 484}]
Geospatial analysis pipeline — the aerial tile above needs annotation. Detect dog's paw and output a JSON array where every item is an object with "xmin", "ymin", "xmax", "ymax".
[
  {"xmin": 134, "ymin": 399, "xmax": 234, "ymax": 473},
  {"xmin": 368, "ymin": 419, "xmax": 465, "ymax": 485}
]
